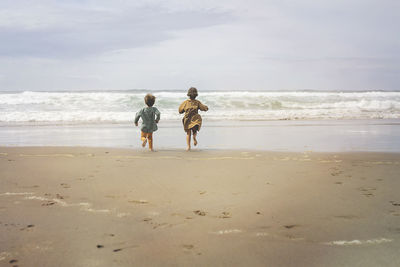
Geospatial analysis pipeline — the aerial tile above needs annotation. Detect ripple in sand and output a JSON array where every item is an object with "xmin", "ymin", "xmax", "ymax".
[
  {"xmin": 19, "ymin": 153, "xmax": 75, "ymax": 158},
  {"xmin": 25, "ymin": 196, "xmax": 111, "ymax": 213},
  {"xmin": 128, "ymin": 199, "xmax": 149, "ymax": 204},
  {"xmin": 0, "ymin": 252, "xmax": 11, "ymax": 262},
  {"xmin": 218, "ymin": 211, "xmax": 231, "ymax": 218},
  {"xmin": 0, "ymin": 192, "xmax": 34, "ymax": 196},
  {"xmin": 117, "ymin": 213, "xmax": 130, "ymax": 218},
  {"xmin": 256, "ymin": 232, "xmax": 270, "ymax": 237}
]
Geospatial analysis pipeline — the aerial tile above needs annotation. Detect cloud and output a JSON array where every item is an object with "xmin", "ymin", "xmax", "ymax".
[
  {"xmin": 0, "ymin": 1, "xmax": 233, "ymax": 58},
  {"xmin": 0, "ymin": 0, "xmax": 399, "ymax": 91}
]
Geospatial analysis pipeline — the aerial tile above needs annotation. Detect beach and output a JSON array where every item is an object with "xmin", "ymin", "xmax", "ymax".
[
  {"xmin": 1, "ymin": 147, "xmax": 400, "ymax": 266},
  {"xmin": 2, "ymin": 0, "xmax": 400, "ymax": 264},
  {"xmin": 1, "ymin": 90, "xmax": 400, "ymax": 266}
]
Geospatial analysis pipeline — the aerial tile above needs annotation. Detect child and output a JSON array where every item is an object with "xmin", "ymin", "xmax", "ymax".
[
  {"xmin": 179, "ymin": 87, "xmax": 208, "ymax": 151},
  {"xmin": 135, "ymin": 94, "xmax": 160, "ymax": 151}
]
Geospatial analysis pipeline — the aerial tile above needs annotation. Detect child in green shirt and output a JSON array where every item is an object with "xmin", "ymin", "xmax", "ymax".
[{"xmin": 135, "ymin": 94, "xmax": 160, "ymax": 151}]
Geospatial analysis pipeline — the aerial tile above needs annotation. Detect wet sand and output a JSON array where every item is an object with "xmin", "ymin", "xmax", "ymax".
[
  {"xmin": 2, "ymin": 119, "xmax": 400, "ymax": 152},
  {"xmin": 1, "ymin": 147, "xmax": 400, "ymax": 266}
]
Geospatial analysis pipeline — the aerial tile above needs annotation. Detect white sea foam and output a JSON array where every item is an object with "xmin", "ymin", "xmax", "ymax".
[
  {"xmin": 212, "ymin": 229, "xmax": 243, "ymax": 235},
  {"xmin": 1, "ymin": 90, "xmax": 400, "ymax": 123},
  {"xmin": 324, "ymin": 238, "xmax": 393, "ymax": 246}
]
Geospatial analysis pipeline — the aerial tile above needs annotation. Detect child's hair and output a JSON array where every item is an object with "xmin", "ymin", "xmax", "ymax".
[
  {"xmin": 187, "ymin": 87, "xmax": 198, "ymax": 100},
  {"xmin": 144, "ymin": 93, "xmax": 156, "ymax": 106}
]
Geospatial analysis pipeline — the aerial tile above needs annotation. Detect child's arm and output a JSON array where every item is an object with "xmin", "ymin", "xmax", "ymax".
[
  {"xmin": 154, "ymin": 107, "xmax": 161, "ymax": 123},
  {"xmin": 178, "ymin": 101, "xmax": 186, "ymax": 114},
  {"xmin": 198, "ymin": 101, "xmax": 208, "ymax": 111},
  {"xmin": 134, "ymin": 109, "xmax": 142, "ymax": 126}
]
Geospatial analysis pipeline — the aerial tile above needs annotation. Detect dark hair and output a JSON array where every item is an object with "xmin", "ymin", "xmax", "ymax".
[
  {"xmin": 144, "ymin": 93, "xmax": 156, "ymax": 107},
  {"xmin": 187, "ymin": 87, "xmax": 198, "ymax": 100}
]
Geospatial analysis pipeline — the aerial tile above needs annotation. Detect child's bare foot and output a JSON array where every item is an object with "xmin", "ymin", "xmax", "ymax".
[
  {"xmin": 142, "ymin": 138, "xmax": 147, "ymax": 147},
  {"xmin": 186, "ymin": 146, "xmax": 191, "ymax": 151},
  {"xmin": 193, "ymin": 137, "xmax": 198, "ymax": 146}
]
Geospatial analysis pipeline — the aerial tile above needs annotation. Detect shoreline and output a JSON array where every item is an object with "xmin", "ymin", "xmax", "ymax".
[
  {"xmin": 3, "ymin": 145, "xmax": 400, "ymax": 154},
  {"xmin": 1, "ymin": 119, "xmax": 400, "ymax": 152}
]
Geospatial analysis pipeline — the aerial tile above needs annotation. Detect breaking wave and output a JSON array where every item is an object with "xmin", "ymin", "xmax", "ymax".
[{"xmin": 1, "ymin": 90, "xmax": 400, "ymax": 124}]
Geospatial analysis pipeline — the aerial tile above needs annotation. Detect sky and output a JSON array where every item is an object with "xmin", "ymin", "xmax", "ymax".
[{"xmin": 0, "ymin": 0, "xmax": 399, "ymax": 91}]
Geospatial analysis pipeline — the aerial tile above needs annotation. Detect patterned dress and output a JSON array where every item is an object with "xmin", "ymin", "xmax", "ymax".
[{"xmin": 179, "ymin": 99, "xmax": 208, "ymax": 131}]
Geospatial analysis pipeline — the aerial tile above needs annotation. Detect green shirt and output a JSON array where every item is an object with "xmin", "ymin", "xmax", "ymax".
[{"xmin": 135, "ymin": 106, "xmax": 161, "ymax": 133}]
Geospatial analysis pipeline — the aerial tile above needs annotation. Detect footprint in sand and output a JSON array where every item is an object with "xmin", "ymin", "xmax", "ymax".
[
  {"xmin": 193, "ymin": 210, "xmax": 206, "ymax": 216},
  {"xmin": 112, "ymin": 245, "xmax": 138, "ymax": 252},
  {"xmin": 219, "ymin": 212, "xmax": 231, "ymax": 219},
  {"xmin": 60, "ymin": 183, "xmax": 70, "ymax": 189},
  {"xmin": 152, "ymin": 222, "xmax": 170, "ymax": 229},
  {"xmin": 284, "ymin": 224, "xmax": 300, "ymax": 229},
  {"xmin": 330, "ymin": 169, "xmax": 343, "ymax": 176},
  {"xmin": 389, "ymin": 201, "xmax": 400, "ymax": 206},
  {"xmin": 41, "ymin": 201, "xmax": 56, "ymax": 206},
  {"xmin": 182, "ymin": 244, "xmax": 199, "ymax": 254},
  {"xmin": 55, "ymin": 194, "xmax": 65, "ymax": 199},
  {"xmin": 358, "ymin": 187, "xmax": 376, "ymax": 197},
  {"xmin": 20, "ymin": 224, "xmax": 34, "ymax": 231},
  {"xmin": 9, "ymin": 259, "xmax": 18, "ymax": 265}
]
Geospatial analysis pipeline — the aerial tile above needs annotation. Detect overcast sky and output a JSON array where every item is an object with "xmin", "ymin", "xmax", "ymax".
[{"xmin": 0, "ymin": 0, "xmax": 399, "ymax": 91}]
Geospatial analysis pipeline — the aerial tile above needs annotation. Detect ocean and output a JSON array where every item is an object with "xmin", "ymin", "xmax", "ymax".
[
  {"xmin": 1, "ymin": 90, "xmax": 400, "ymax": 124},
  {"xmin": 1, "ymin": 90, "xmax": 400, "ymax": 151}
]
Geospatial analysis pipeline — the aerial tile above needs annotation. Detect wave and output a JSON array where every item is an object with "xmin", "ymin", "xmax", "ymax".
[{"xmin": 1, "ymin": 90, "xmax": 400, "ymax": 123}]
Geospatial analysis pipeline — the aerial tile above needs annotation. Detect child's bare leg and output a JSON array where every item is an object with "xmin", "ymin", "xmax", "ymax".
[
  {"xmin": 186, "ymin": 130, "xmax": 191, "ymax": 151},
  {"xmin": 148, "ymin": 133, "xmax": 153, "ymax": 151},
  {"xmin": 141, "ymin": 131, "xmax": 147, "ymax": 147},
  {"xmin": 193, "ymin": 130, "xmax": 198, "ymax": 146}
]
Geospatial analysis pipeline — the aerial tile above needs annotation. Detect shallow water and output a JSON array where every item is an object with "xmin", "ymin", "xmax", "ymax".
[{"xmin": 1, "ymin": 119, "xmax": 400, "ymax": 152}]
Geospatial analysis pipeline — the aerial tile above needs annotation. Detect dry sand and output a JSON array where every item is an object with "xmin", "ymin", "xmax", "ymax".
[{"xmin": 1, "ymin": 147, "xmax": 400, "ymax": 266}]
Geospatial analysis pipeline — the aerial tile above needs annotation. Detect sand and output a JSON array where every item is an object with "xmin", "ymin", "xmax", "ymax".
[{"xmin": 1, "ymin": 147, "xmax": 400, "ymax": 266}]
